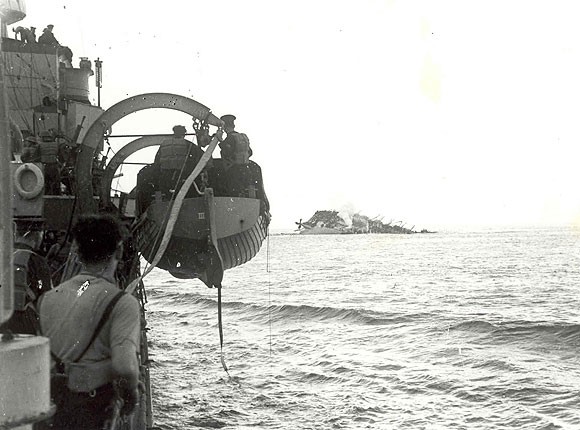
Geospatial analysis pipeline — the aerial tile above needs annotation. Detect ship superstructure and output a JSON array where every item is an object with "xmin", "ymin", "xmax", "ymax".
[{"xmin": 1, "ymin": 1, "xmax": 270, "ymax": 428}]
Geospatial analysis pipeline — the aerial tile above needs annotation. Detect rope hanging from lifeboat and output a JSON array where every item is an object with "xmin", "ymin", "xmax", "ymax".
[{"xmin": 125, "ymin": 128, "xmax": 231, "ymax": 375}]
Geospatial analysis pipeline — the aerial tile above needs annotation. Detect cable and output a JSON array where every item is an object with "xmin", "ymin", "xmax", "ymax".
[{"xmin": 267, "ymin": 228, "xmax": 272, "ymax": 357}]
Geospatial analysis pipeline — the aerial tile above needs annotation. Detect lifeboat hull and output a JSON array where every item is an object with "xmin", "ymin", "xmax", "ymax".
[{"xmin": 135, "ymin": 196, "xmax": 268, "ymax": 279}]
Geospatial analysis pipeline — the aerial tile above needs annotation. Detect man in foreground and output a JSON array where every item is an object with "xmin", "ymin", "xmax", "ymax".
[{"xmin": 38, "ymin": 214, "xmax": 141, "ymax": 429}]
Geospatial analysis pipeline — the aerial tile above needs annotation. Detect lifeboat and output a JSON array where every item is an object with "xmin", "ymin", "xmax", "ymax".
[{"xmin": 80, "ymin": 93, "xmax": 270, "ymax": 287}]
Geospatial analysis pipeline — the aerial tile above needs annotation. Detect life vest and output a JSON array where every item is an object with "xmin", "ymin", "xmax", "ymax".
[
  {"xmin": 158, "ymin": 138, "xmax": 191, "ymax": 170},
  {"xmin": 13, "ymin": 249, "xmax": 38, "ymax": 310},
  {"xmin": 231, "ymin": 133, "xmax": 251, "ymax": 165},
  {"xmin": 40, "ymin": 141, "xmax": 59, "ymax": 163}
]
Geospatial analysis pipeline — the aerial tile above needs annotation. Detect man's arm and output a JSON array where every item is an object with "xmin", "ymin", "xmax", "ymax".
[
  {"xmin": 110, "ymin": 295, "xmax": 141, "ymax": 387},
  {"xmin": 110, "ymin": 294, "xmax": 141, "ymax": 414}
]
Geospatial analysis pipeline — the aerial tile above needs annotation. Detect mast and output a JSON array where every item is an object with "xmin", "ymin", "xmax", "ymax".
[
  {"xmin": 0, "ymin": 7, "xmax": 14, "ymax": 324},
  {"xmin": 95, "ymin": 57, "xmax": 102, "ymax": 107}
]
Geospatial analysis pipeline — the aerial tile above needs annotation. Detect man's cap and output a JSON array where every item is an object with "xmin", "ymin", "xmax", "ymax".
[
  {"xmin": 47, "ymin": 24, "xmax": 54, "ymax": 29},
  {"xmin": 220, "ymin": 114, "xmax": 236, "ymax": 124},
  {"xmin": 172, "ymin": 125, "xmax": 187, "ymax": 134}
]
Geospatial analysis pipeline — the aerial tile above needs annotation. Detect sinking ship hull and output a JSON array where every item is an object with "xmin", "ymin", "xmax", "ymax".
[{"xmin": 299, "ymin": 226, "xmax": 346, "ymax": 235}]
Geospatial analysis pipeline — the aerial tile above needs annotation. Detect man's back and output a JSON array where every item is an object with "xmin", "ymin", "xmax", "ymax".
[
  {"xmin": 40, "ymin": 273, "xmax": 140, "ymax": 367},
  {"xmin": 36, "ymin": 214, "xmax": 141, "ymax": 429},
  {"xmin": 158, "ymin": 137, "xmax": 192, "ymax": 170},
  {"xmin": 220, "ymin": 131, "xmax": 252, "ymax": 164}
]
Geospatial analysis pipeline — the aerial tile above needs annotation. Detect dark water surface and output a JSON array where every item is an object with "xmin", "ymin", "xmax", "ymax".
[{"xmin": 145, "ymin": 227, "xmax": 580, "ymax": 429}]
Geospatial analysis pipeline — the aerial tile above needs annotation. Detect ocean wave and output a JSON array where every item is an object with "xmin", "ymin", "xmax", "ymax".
[
  {"xmin": 494, "ymin": 322, "xmax": 580, "ymax": 344},
  {"xmin": 446, "ymin": 320, "xmax": 580, "ymax": 344},
  {"xmin": 448, "ymin": 320, "xmax": 497, "ymax": 332},
  {"xmin": 232, "ymin": 300, "xmax": 429, "ymax": 326},
  {"xmin": 151, "ymin": 289, "xmax": 430, "ymax": 327}
]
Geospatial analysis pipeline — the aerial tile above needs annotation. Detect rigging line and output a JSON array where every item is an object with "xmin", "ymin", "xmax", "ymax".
[
  {"xmin": 6, "ymin": 66, "xmax": 37, "ymax": 131},
  {"xmin": 267, "ymin": 228, "xmax": 272, "ymax": 358},
  {"xmin": 4, "ymin": 62, "xmax": 31, "ymax": 113},
  {"xmin": 103, "ymin": 136, "xmax": 118, "ymax": 156},
  {"xmin": 5, "ymin": 57, "xmax": 48, "ymax": 132},
  {"xmin": 113, "ymin": 163, "xmax": 124, "ymax": 193},
  {"xmin": 6, "ymin": 91, "xmax": 32, "ymax": 131},
  {"xmin": 10, "ymin": 53, "xmax": 49, "ymax": 80},
  {"xmin": 42, "ymin": 52, "xmax": 58, "ymax": 90}
]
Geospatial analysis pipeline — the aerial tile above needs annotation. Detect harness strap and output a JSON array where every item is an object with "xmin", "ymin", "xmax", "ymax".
[{"xmin": 49, "ymin": 291, "xmax": 126, "ymax": 373}]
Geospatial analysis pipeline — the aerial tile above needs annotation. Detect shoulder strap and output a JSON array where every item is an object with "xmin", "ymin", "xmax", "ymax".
[
  {"xmin": 74, "ymin": 291, "xmax": 126, "ymax": 363},
  {"xmin": 50, "ymin": 291, "xmax": 126, "ymax": 371}
]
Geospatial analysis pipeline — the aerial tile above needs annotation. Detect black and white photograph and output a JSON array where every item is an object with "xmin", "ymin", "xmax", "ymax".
[{"xmin": 0, "ymin": 1, "xmax": 579, "ymax": 429}]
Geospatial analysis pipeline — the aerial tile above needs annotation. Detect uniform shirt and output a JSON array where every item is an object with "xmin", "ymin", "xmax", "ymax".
[
  {"xmin": 38, "ymin": 29, "xmax": 59, "ymax": 46},
  {"xmin": 219, "ymin": 131, "xmax": 252, "ymax": 163},
  {"xmin": 39, "ymin": 274, "xmax": 140, "ymax": 365}
]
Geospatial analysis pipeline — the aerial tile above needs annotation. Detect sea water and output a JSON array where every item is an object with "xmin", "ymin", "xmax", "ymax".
[{"xmin": 145, "ymin": 227, "xmax": 580, "ymax": 429}]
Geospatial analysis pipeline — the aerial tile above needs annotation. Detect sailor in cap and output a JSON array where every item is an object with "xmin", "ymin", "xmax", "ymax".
[
  {"xmin": 219, "ymin": 114, "xmax": 252, "ymax": 163},
  {"xmin": 38, "ymin": 24, "xmax": 59, "ymax": 46},
  {"xmin": 217, "ymin": 114, "xmax": 257, "ymax": 198},
  {"xmin": 220, "ymin": 114, "xmax": 236, "ymax": 124}
]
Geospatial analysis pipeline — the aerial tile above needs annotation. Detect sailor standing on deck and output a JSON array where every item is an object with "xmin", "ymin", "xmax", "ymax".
[
  {"xmin": 38, "ymin": 24, "xmax": 59, "ymax": 46},
  {"xmin": 38, "ymin": 215, "xmax": 141, "ymax": 430}
]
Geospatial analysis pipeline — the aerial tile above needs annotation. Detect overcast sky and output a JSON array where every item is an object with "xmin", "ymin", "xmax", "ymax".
[{"xmin": 15, "ymin": 0, "xmax": 580, "ymax": 231}]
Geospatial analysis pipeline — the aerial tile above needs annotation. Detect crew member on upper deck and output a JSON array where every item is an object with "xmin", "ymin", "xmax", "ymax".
[
  {"xmin": 13, "ymin": 26, "xmax": 36, "ymax": 43},
  {"xmin": 38, "ymin": 24, "xmax": 59, "ymax": 46}
]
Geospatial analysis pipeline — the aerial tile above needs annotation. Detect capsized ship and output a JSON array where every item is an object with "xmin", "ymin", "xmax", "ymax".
[
  {"xmin": 0, "ymin": 2, "xmax": 269, "ymax": 428},
  {"xmin": 296, "ymin": 210, "xmax": 424, "ymax": 234}
]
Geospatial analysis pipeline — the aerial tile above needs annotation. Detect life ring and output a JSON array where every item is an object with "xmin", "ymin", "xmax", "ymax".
[{"xmin": 14, "ymin": 163, "xmax": 44, "ymax": 199}]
